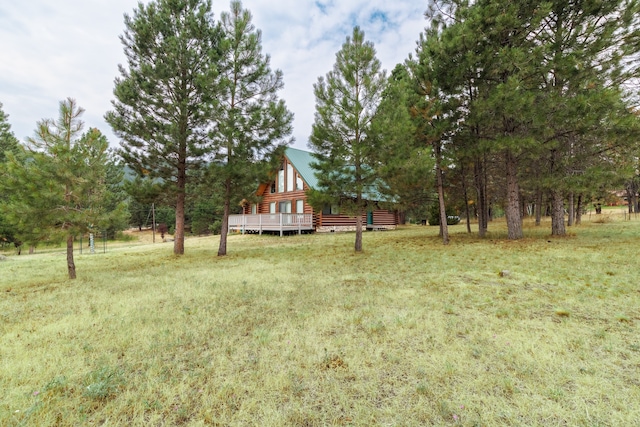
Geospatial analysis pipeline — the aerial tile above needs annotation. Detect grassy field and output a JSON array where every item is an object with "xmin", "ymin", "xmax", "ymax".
[{"xmin": 1, "ymin": 212, "xmax": 639, "ymax": 426}]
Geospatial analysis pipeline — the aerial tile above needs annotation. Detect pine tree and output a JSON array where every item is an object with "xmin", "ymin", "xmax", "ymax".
[
  {"xmin": 106, "ymin": 0, "xmax": 223, "ymax": 255},
  {"xmin": 0, "ymin": 102, "xmax": 21, "ymax": 247},
  {"xmin": 372, "ymin": 64, "xmax": 435, "ymax": 225},
  {"xmin": 309, "ymin": 26, "xmax": 386, "ymax": 252},
  {"xmin": 211, "ymin": 0, "xmax": 293, "ymax": 256},
  {"xmin": 0, "ymin": 102, "xmax": 20, "ymax": 164},
  {"xmin": 1, "ymin": 99, "xmax": 122, "ymax": 279}
]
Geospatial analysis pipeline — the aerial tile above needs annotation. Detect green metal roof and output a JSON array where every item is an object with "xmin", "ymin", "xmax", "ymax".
[
  {"xmin": 283, "ymin": 147, "xmax": 394, "ymax": 203},
  {"xmin": 284, "ymin": 147, "xmax": 319, "ymax": 190}
]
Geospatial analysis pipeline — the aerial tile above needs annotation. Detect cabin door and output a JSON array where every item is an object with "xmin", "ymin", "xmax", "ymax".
[{"xmin": 367, "ymin": 211, "xmax": 374, "ymax": 225}]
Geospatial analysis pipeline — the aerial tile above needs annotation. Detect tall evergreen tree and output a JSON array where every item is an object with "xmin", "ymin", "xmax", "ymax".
[
  {"xmin": 0, "ymin": 102, "xmax": 21, "ymax": 247},
  {"xmin": 211, "ymin": 0, "xmax": 293, "ymax": 256},
  {"xmin": 1, "ymin": 99, "xmax": 123, "ymax": 279},
  {"xmin": 372, "ymin": 64, "xmax": 435, "ymax": 222},
  {"xmin": 0, "ymin": 102, "xmax": 20, "ymax": 164},
  {"xmin": 106, "ymin": 0, "xmax": 223, "ymax": 255},
  {"xmin": 309, "ymin": 26, "xmax": 387, "ymax": 252},
  {"xmin": 412, "ymin": 32, "xmax": 467, "ymax": 244}
]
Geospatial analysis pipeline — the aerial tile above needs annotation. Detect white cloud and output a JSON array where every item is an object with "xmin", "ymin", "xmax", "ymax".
[{"xmin": 0, "ymin": 0, "xmax": 427, "ymax": 150}]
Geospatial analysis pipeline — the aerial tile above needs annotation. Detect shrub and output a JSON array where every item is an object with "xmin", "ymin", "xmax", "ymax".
[
  {"xmin": 427, "ymin": 204, "xmax": 461, "ymax": 226},
  {"xmin": 209, "ymin": 220, "xmax": 222, "ymax": 235}
]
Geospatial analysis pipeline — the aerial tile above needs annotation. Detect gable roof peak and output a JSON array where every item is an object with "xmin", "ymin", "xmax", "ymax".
[{"xmin": 284, "ymin": 146, "xmax": 318, "ymax": 189}]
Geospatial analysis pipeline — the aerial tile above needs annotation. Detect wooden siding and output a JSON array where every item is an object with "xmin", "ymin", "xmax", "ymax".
[
  {"xmin": 247, "ymin": 187, "xmax": 313, "ymax": 214},
  {"xmin": 372, "ymin": 210, "xmax": 398, "ymax": 226},
  {"xmin": 319, "ymin": 210, "xmax": 398, "ymax": 227},
  {"xmin": 318, "ymin": 213, "xmax": 365, "ymax": 227}
]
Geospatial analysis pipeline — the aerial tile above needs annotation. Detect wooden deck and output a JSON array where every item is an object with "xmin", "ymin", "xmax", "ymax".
[{"xmin": 228, "ymin": 213, "xmax": 314, "ymax": 236}]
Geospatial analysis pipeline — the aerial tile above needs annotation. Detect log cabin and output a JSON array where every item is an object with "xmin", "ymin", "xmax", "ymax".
[{"xmin": 228, "ymin": 147, "xmax": 400, "ymax": 235}]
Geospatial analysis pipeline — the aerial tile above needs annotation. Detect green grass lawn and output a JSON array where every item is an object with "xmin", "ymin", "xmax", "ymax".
[{"xmin": 1, "ymin": 215, "xmax": 639, "ymax": 426}]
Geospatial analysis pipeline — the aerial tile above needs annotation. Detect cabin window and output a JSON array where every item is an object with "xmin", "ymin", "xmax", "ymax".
[
  {"xmin": 296, "ymin": 174, "xmax": 303, "ymax": 190},
  {"xmin": 278, "ymin": 167, "xmax": 285, "ymax": 192},
  {"xmin": 322, "ymin": 204, "xmax": 340, "ymax": 215},
  {"xmin": 251, "ymin": 204, "xmax": 257, "ymax": 214},
  {"xmin": 269, "ymin": 202, "xmax": 276, "ymax": 214},
  {"xmin": 287, "ymin": 163, "xmax": 294, "ymax": 192},
  {"xmin": 296, "ymin": 199, "xmax": 304, "ymax": 214},
  {"xmin": 270, "ymin": 181, "xmax": 276, "ymax": 193},
  {"xmin": 279, "ymin": 200, "xmax": 291, "ymax": 213}
]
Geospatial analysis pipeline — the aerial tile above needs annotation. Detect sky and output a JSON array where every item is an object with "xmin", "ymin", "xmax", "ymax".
[{"xmin": 0, "ymin": 0, "xmax": 428, "ymax": 151}]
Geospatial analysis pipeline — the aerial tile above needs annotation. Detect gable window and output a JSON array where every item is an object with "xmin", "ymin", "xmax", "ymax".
[
  {"xmin": 278, "ymin": 166, "xmax": 284, "ymax": 193},
  {"xmin": 296, "ymin": 174, "xmax": 303, "ymax": 190},
  {"xmin": 287, "ymin": 163, "xmax": 294, "ymax": 192},
  {"xmin": 270, "ymin": 182, "xmax": 276, "ymax": 193}
]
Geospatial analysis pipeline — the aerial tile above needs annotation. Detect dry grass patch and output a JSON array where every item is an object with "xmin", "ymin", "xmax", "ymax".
[{"xmin": 1, "ymin": 217, "xmax": 640, "ymax": 425}]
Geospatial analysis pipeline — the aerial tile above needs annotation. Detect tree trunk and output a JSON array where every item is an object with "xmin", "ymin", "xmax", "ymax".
[
  {"xmin": 462, "ymin": 171, "xmax": 472, "ymax": 234},
  {"xmin": 567, "ymin": 192, "xmax": 574, "ymax": 227},
  {"xmin": 66, "ymin": 234, "xmax": 76, "ymax": 279},
  {"xmin": 174, "ymin": 163, "xmax": 186, "ymax": 255},
  {"xmin": 575, "ymin": 194, "xmax": 582, "ymax": 225},
  {"xmin": 218, "ymin": 179, "xmax": 232, "ymax": 256},
  {"xmin": 504, "ymin": 150, "xmax": 523, "ymax": 240},
  {"xmin": 551, "ymin": 190, "xmax": 566, "ymax": 235},
  {"xmin": 474, "ymin": 157, "xmax": 488, "ymax": 237},
  {"xmin": 435, "ymin": 144, "xmax": 449, "ymax": 245},
  {"xmin": 626, "ymin": 180, "xmax": 638, "ymax": 214},
  {"xmin": 355, "ymin": 208, "xmax": 363, "ymax": 252},
  {"xmin": 535, "ymin": 188, "xmax": 542, "ymax": 226}
]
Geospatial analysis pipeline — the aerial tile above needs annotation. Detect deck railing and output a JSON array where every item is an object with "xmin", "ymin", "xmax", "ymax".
[{"xmin": 228, "ymin": 213, "xmax": 314, "ymax": 235}]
